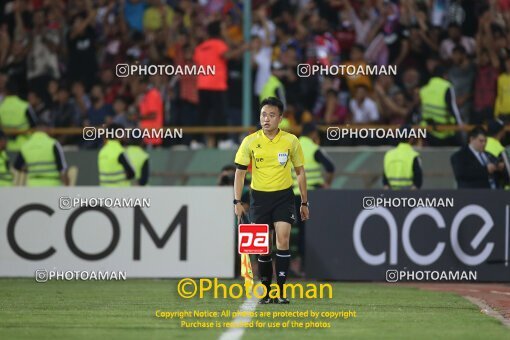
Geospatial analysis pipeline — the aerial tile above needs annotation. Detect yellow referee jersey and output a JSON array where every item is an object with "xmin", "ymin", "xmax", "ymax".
[{"xmin": 235, "ymin": 129, "xmax": 304, "ymax": 192}]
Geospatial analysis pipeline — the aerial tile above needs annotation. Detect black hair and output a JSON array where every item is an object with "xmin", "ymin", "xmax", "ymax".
[
  {"xmin": 207, "ymin": 21, "xmax": 221, "ymax": 38},
  {"xmin": 452, "ymin": 44, "xmax": 466, "ymax": 55},
  {"xmin": 468, "ymin": 126, "xmax": 487, "ymax": 140},
  {"xmin": 260, "ymin": 97, "xmax": 284, "ymax": 115},
  {"xmin": 301, "ymin": 123, "xmax": 317, "ymax": 136},
  {"xmin": 5, "ymin": 80, "xmax": 18, "ymax": 94},
  {"xmin": 432, "ymin": 65, "xmax": 447, "ymax": 77}
]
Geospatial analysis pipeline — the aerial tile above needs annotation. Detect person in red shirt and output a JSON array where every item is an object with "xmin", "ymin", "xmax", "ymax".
[
  {"xmin": 193, "ymin": 20, "xmax": 245, "ymax": 147},
  {"xmin": 138, "ymin": 76, "xmax": 164, "ymax": 146}
]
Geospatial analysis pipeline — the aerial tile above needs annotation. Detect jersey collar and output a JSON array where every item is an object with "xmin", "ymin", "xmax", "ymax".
[{"xmin": 261, "ymin": 128, "xmax": 283, "ymax": 143}]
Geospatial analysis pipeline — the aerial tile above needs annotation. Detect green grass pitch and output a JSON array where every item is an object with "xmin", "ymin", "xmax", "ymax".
[{"xmin": 0, "ymin": 279, "xmax": 508, "ymax": 340}]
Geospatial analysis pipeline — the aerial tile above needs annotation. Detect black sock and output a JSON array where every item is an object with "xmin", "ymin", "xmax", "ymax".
[
  {"xmin": 257, "ymin": 255, "xmax": 273, "ymax": 298},
  {"xmin": 275, "ymin": 249, "xmax": 291, "ymax": 297}
]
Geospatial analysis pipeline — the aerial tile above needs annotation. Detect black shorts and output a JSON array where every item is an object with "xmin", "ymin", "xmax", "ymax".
[{"xmin": 249, "ymin": 187, "xmax": 296, "ymax": 226}]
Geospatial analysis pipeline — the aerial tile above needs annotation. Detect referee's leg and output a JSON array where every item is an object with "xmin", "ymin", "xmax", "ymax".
[{"xmin": 274, "ymin": 221, "xmax": 291, "ymax": 300}]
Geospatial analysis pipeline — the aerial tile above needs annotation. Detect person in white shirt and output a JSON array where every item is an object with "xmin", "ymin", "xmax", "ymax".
[{"xmin": 349, "ymin": 85, "xmax": 380, "ymax": 123}]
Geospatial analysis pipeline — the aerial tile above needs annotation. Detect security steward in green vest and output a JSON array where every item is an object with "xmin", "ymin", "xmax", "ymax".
[
  {"xmin": 260, "ymin": 61, "xmax": 290, "ymax": 130},
  {"xmin": 0, "ymin": 129, "xmax": 13, "ymax": 186},
  {"xmin": 13, "ymin": 123, "xmax": 69, "ymax": 186},
  {"xmin": 383, "ymin": 125, "xmax": 423, "ymax": 190},
  {"xmin": 98, "ymin": 124, "xmax": 135, "ymax": 187},
  {"xmin": 125, "ymin": 138, "xmax": 149, "ymax": 186},
  {"xmin": 420, "ymin": 65, "xmax": 463, "ymax": 146},
  {"xmin": 0, "ymin": 81, "xmax": 37, "ymax": 151},
  {"xmin": 291, "ymin": 123, "xmax": 335, "ymax": 273},
  {"xmin": 485, "ymin": 119, "xmax": 508, "ymax": 188}
]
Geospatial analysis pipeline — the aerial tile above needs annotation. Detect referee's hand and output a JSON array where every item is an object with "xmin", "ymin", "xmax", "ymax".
[
  {"xmin": 300, "ymin": 205, "xmax": 310, "ymax": 221},
  {"xmin": 234, "ymin": 204, "xmax": 246, "ymax": 224}
]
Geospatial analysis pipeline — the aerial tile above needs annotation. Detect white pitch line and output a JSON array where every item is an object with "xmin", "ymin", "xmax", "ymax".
[
  {"xmin": 490, "ymin": 290, "xmax": 510, "ymax": 296},
  {"xmin": 465, "ymin": 296, "xmax": 510, "ymax": 329},
  {"xmin": 218, "ymin": 286, "xmax": 262, "ymax": 340}
]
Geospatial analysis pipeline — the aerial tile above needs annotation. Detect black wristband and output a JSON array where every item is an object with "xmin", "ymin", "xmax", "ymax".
[
  {"xmin": 233, "ymin": 199, "xmax": 242, "ymax": 205},
  {"xmin": 301, "ymin": 202, "xmax": 309, "ymax": 206}
]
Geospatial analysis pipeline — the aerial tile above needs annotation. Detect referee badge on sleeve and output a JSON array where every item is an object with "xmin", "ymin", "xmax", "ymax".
[{"xmin": 277, "ymin": 152, "xmax": 288, "ymax": 165}]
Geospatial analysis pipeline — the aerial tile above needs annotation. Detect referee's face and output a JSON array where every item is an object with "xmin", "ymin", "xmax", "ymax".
[{"xmin": 260, "ymin": 105, "xmax": 282, "ymax": 133}]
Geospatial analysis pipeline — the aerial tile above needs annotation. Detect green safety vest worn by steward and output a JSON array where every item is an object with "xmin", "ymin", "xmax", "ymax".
[
  {"xmin": 419, "ymin": 77, "xmax": 456, "ymax": 139},
  {"xmin": 260, "ymin": 75, "xmax": 284, "ymax": 104},
  {"xmin": 292, "ymin": 136, "xmax": 324, "ymax": 195},
  {"xmin": 0, "ymin": 150, "xmax": 13, "ymax": 186},
  {"xmin": 20, "ymin": 131, "xmax": 62, "ymax": 186},
  {"xmin": 125, "ymin": 145, "xmax": 149, "ymax": 182},
  {"xmin": 485, "ymin": 137, "xmax": 504, "ymax": 159},
  {"xmin": 260, "ymin": 76, "xmax": 290, "ymax": 130},
  {"xmin": 98, "ymin": 140, "xmax": 131, "ymax": 187},
  {"xmin": 0, "ymin": 96, "xmax": 31, "ymax": 151},
  {"xmin": 384, "ymin": 142, "xmax": 419, "ymax": 190}
]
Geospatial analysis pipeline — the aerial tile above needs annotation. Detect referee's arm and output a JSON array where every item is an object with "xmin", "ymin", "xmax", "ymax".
[
  {"xmin": 294, "ymin": 166, "xmax": 308, "ymax": 205},
  {"xmin": 234, "ymin": 165, "xmax": 247, "ymax": 202},
  {"xmin": 233, "ymin": 137, "xmax": 251, "ymax": 221}
]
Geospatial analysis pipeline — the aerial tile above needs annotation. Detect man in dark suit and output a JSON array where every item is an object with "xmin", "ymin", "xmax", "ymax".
[{"xmin": 450, "ymin": 126, "xmax": 497, "ymax": 189}]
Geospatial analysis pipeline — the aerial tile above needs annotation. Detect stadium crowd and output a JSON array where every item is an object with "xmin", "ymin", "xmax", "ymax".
[{"xmin": 0, "ymin": 0, "xmax": 509, "ymax": 149}]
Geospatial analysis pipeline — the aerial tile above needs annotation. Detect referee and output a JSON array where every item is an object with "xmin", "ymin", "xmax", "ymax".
[{"xmin": 234, "ymin": 97, "xmax": 309, "ymax": 304}]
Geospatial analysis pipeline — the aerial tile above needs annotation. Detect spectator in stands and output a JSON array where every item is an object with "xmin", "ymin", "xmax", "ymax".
[
  {"xmin": 27, "ymin": 90, "xmax": 52, "ymax": 127},
  {"xmin": 52, "ymin": 85, "xmax": 78, "ymax": 146},
  {"xmin": 349, "ymin": 84, "xmax": 380, "ymax": 124},
  {"xmin": 343, "ymin": 44, "xmax": 372, "ymax": 95},
  {"xmin": 27, "ymin": 8, "xmax": 60, "ymax": 102},
  {"xmin": 473, "ymin": 10, "xmax": 500, "ymax": 124},
  {"xmin": 448, "ymin": 45, "xmax": 475, "ymax": 123},
  {"xmin": 0, "ymin": 0, "xmax": 510, "ymax": 150},
  {"xmin": 85, "ymin": 84, "xmax": 113, "ymax": 128},
  {"xmin": 193, "ymin": 20, "xmax": 244, "ymax": 148},
  {"xmin": 252, "ymin": 25, "xmax": 273, "ymax": 114},
  {"xmin": 495, "ymin": 56, "xmax": 510, "ymax": 122},
  {"xmin": 173, "ymin": 42, "xmax": 200, "ymax": 147},
  {"xmin": 143, "ymin": 0, "xmax": 174, "ymax": 32},
  {"xmin": 67, "ymin": 8, "xmax": 97, "ymax": 89},
  {"xmin": 71, "ymin": 81, "xmax": 91, "ymax": 126},
  {"xmin": 450, "ymin": 126, "xmax": 497, "ymax": 189},
  {"xmin": 111, "ymin": 96, "xmax": 133, "ymax": 128},
  {"xmin": 439, "ymin": 22, "xmax": 476, "ymax": 60},
  {"xmin": 138, "ymin": 76, "xmax": 163, "ymax": 147},
  {"xmin": 122, "ymin": 0, "xmax": 147, "ymax": 32}
]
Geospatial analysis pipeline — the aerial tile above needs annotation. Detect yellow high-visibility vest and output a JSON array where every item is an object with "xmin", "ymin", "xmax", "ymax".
[
  {"xmin": 420, "ymin": 77, "xmax": 456, "ymax": 139},
  {"xmin": 98, "ymin": 140, "xmax": 131, "ymax": 187},
  {"xmin": 485, "ymin": 137, "xmax": 504, "ymax": 159},
  {"xmin": 384, "ymin": 142, "xmax": 419, "ymax": 190},
  {"xmin": 292, "ymin": 136, "xmax": 323, "ymax": 195},
  {"xmin": 0, "ymin": 96, "xmax": 30, "ymax": 151},
  {"xmin": 0, "ymin": 150, "xmax": 13, "ymax": 186},
  {"xmin": 126, "ymin": 145, "xmax": 149, "ymax": 182},
  {"xmin": 21, "ymin": 132, "xmax": 62, "ymax": 186}
]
